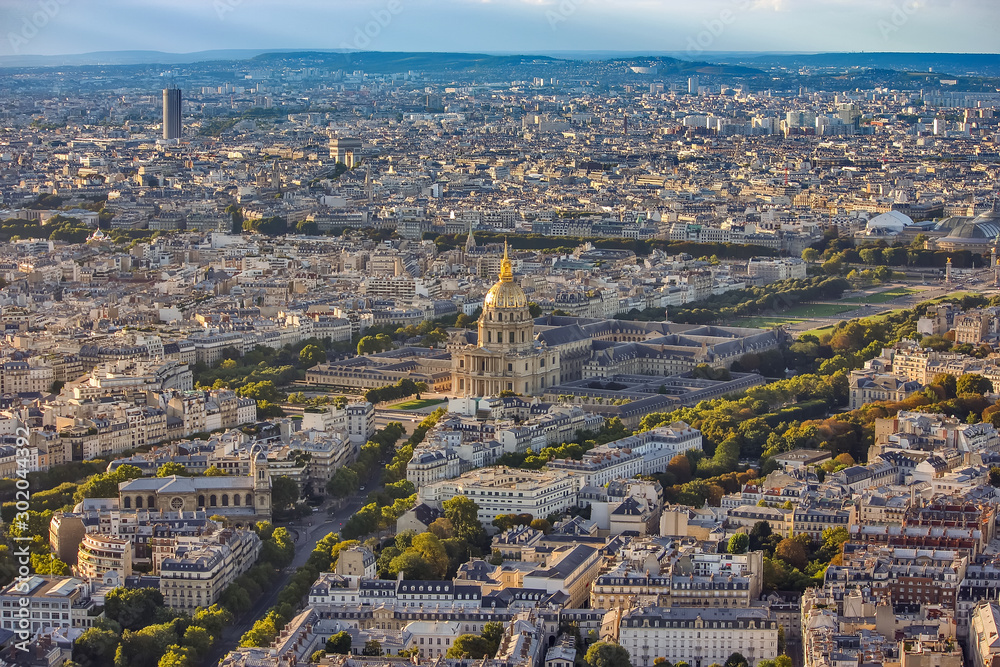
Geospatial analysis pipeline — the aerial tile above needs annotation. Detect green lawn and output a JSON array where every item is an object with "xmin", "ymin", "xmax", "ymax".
[
  {"xmin": 842, "ymin": 287, "xmax": 917, "ymax": 304},
  {"xmin": 799, "ymin": 324, "xmax": 835, "ymax": 338},
  {"xmin": 780, "ymin": 303, "xmax": 855, "ymax": 318},
  {"xmin": 735, "ymin": 317, "xmax": 806, "ymax": 329},
  {"xmin": 923, "ymin": 291, "xmax": 973, "ymax": 304},
  {"xmin": 391, "ymin": 398, "xmax": 448, "ymax": 411}
]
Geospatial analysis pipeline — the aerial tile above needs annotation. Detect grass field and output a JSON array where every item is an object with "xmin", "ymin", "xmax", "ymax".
[
  {"xmin": 923, "ymin": 291, "xmax": 974, "ymax": 304},
  {"xmin": 391, "ymin": 398, "xmax": 448, "ymax": 411},
  {"xmin": 780, "ymin": 303, "xmax": 855, "ymax": 318},
  {"xmin": 842, "ymin": 287, "xmax": 917, "ymax": 304},
  {"xmin": 736, "ymin": 317, "xmax": 806, "ymax": 329},
  {"xmin": 799, "ymin": 324, "xmax": 836, "ymax": 338}
]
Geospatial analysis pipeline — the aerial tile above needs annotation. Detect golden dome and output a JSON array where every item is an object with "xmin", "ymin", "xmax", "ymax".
[{"xmin": 483, "ymin": 242, "xmax": 528, "ymax": 309}]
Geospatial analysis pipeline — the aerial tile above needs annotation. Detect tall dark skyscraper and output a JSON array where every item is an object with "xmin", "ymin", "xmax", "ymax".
[{"xmin": 162, "ymin": 87, "xmax": 181, "ymax": 140}]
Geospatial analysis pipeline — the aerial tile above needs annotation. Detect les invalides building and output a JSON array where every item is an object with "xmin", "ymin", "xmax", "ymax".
[{"xmin": 450, "ymin": 243, "xmax": 561, "ymax": 397}]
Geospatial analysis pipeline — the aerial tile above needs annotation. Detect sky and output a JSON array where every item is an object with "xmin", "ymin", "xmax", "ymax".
[{"xmin": 1, "ymin": 0, "xmax": 998, "ymax": 58}]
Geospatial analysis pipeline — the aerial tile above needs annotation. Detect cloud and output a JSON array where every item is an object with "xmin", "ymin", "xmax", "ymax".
[{"xmin": 0, "ymin": 0, "xmax": 996, "ymax": 56}]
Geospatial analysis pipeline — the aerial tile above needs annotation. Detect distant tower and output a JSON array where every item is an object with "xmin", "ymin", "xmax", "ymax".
[
  {"xmin": 466, "ymin": 228, "xmax": 477, "ymax": 253},
  {"xmin": 688, "ymin": 76, "xmax": 700, "ymax": 96},
  {"xmin": 162, "ymin": 87, "xmax": 181, "ymax": 140},
  {"xmin": 946, "ymin": 257, "xmax": 952, "ymax": 284},
  {"xmin": 250, "ymin": 445, "xmax": 271, "ymax": 514}
]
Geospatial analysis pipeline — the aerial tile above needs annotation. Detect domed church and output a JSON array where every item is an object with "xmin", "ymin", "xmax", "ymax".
[{"xmin": 450, "ymin": 243, "xmax": 561, "ymax": 396}]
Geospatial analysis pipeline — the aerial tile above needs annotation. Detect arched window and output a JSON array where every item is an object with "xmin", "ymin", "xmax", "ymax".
[
  {"xmin": 245, "ymin": 493, "xmax": 253, "ymax": 507},
  {"xmin": 222, "ymin": 494, "xmax": 229, "ymax": 506},
  {"xmin": 123, "ymin": 496, "xmax": 131, "ymax": 509},
  {"xmin": 148, "ymin": 496, "xmax": 155, "ymax": 509},
  {"xmin": 210, "ymin": 495, "xmax": 217, "ymax": 507},
  {"xmin": 233, "ymin": 494, "xmax": 241, "ymax": 506},
  {"xmin": 135, "ymin": 496, "xmax": 143, "ymax": 509},
  {"xmin": 198, "ymin": 495, "xmax": 205, "ymax": 507}
]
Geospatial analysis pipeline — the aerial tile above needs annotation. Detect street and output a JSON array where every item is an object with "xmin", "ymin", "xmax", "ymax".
[{"xmin": 203, "ymin": 495, "xmax": 368, "ymax": 666}]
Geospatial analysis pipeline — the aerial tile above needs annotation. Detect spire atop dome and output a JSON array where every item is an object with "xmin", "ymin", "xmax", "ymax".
[{"xmin": 498, "ymin": 239, "xmax": 513, "ymax": 283}]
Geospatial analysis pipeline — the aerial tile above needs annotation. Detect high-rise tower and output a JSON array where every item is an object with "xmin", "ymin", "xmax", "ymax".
[{"xmin": 162, "ymin": 87, "xmax": 182, "ymax": 140}]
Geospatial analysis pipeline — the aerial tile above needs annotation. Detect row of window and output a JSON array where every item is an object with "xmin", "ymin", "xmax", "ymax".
[{"xmin": 122, "ymin": 493, "xmax": 254, "ymax": 509}]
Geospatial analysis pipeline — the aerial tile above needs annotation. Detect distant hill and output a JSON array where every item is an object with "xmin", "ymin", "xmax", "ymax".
[
  {"xmin": 712, "ymin": 52, "xmax": 1000, "ymax": 77},
  {"xmin": 0, "ymin": 49, "xmax": 995, "ymax": 83},
  {"xmin": 247, "ymin": 50, "xmax": 563, "ymax": 73},
  {"xmin": 0, "ymin": 49, "xmax": 279, "ymax": 67}
]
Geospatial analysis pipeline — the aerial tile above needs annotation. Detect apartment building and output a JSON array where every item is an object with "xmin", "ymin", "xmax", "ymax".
[
  {"xmin": 159, "ymin": 528, "xmax": 261, "ymax": 612},
  {"xmin": 76, "ymin": 532, "xmax": 132, "ymax": 580},
  {"xmin": 616, "ymin": 606, "xmax": 778, "ymax": 667},
  {"xmin": 747, "ymin": 257, "xmax": 808, "ymax": 283},
  {"xmin": 522, "ymin": 545, "xmax": 602, "ymax": 608},
  {"xmin": 0, "ymin": 576, "xmax": 98, "ymax": 634},
  {"xmin": 418, "ymin": 467, "xmax": 581, "ymax": 527},
  {"xmin": 969, "ymin": 601, "xmax": 1000, "ymax": 667},
  {"xmin": 848, "ymin": 368, "xmax": 923, "ymax": 410}
]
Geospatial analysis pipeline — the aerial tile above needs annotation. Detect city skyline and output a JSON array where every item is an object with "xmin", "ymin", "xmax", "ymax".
[{"xmin": 1, "ymin": 0, "xmax": 998, "ymax": 58}]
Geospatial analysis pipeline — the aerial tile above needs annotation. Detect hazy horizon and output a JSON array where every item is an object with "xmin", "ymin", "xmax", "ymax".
[{"xmin": 2, "ymin": 0, "xmax": 998, "ymax": 58}]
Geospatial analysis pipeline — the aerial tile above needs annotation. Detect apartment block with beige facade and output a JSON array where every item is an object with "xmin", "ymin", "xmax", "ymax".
[{"xmin": 159, "ymin": 528, "xmax": 261, "ymax": 612}]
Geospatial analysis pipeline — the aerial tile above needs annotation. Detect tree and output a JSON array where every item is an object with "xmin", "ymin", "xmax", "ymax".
[
  {"xmin": 299, "ymin": 344, "xmax": 327, "ymax": 368},
  {"xmin": 181, "ymin": 625, "xmax": 212, "ymax": 657},
  {"xmin": 156, "ymin": 462, "xmax": 189, "ymax": 477},
  {"xmin": 271, "ymin": 476, "xmax": 300, "ymax": 512},
  {"xmin": 727, "ymin": 533, "xmax": 749, "ymax": 554},
  {"xmin": 410, "ymin": 532, "xmax": 450, "ymax": 579},
  {"xmin": 585, "ymin": 642, "xmax": 631, "ymax": 667},
  {"xmin": 31, "ymin": 552, "xmax": 71, "ymax": 575},
  {"xmin": 75, "ymin": 464, "xmax": 144, "ymax": 501},
  {"xmin": 821, "ymin": 526, "xmax": 850, "ymax": 554},
  {"xmin": 363, "ymin": 640, "xmax": 382, "ymax": 657},
  {"xmin": 748, "ymin": 521, "xmax": 773, "ymax": 551},
  {"xmin": 204, "ymin": 465, "xmax": 228, "ymax": 476},
  {"xmin": 446, "ymin": 634, "xmax": 492, "ymax": 659},
  {"xmin": 990, "ymin": 466, "xmax": 1000, "ymax": 488},
  {"xmin": 326, "ymin": 631, "xmax": 352, "ymax": 654},
  {"xmin": 192, "ymin": 605, "xmax": 232, "ymax": 636},
  {"xmin": 443, "ymin": 495, "xmax": 486, "ymax": 546},
  {"xmin": 667, "ymin": 454, "xmax": 692, "ymax": 484},
  {"xmin": 104, "ymin": 587, "xmax": 164, "ymax": 631},
  {"xmin": 74, "ymin": 627, "xmax": 120, "ymax": 667},
  {"xmin": 802, "ymin": 248, "xmax": 819, "ymax": 263},
  {"xmin": 428, "ymin": 517, "xmax": 455, "ymax": 539},
  {"xmin": 775, "ymin": 538, "xmax": 808, "ymax": 570},
  {"xmin": 238, "ymin": 380, "xmax": 284, "ymax": 403},
  {"xmin": 724, "ymin": 653, "xmax": 749, "ymax": 667},
  {"xmin": 482, "ymin": 621, "xmax": 504, "ymax": 654},
  {"xmin": 530, "ymin": 518, "xmax": 552, "ymax": 534},
  {"xmin": 957, "ymin": 373, "xmax": 993, "ymax": 396},
  {"xmin": 773, "ymin": 657, "xmax": 792, "ymax": 667},
  {"xmin": 327, "ymin": 467, "xmax": 359, "ymax": 497},
  {"xmin": 388, "ymin": 551, "xmax": 437, "ymax": 579},
  {"xmin": 158, "ymin": 644, "xmax": 196, "ymax": 667}
]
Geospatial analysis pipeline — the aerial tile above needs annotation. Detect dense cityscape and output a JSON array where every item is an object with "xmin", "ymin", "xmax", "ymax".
[{"xmin": 0, "ymin": 31, "xmax": 999, "ymax": 667}]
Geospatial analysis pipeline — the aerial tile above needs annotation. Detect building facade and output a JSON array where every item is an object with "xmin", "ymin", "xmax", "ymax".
[{"xmin": 450, "ymin": 243, "xmax": 561, "ymax": 397}]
